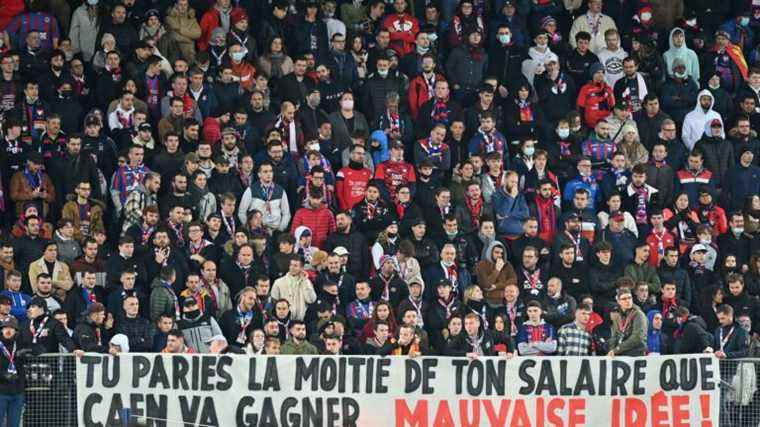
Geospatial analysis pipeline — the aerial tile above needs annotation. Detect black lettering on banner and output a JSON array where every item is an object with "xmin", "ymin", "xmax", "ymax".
[
  {"xmin": 452, "ymin": 358, "xmax": 468, "ymax": 394},
  {"xmin": 259, "ymin": 397, "xmax": 277, "ymax": 425},
  {"xmin": 199, "ymin": 396, "xmax": 219, "ymax": 426},
  {"xmin": 405, "ymin": 359, "xmax": 421, "ymax": 393},
  {"xmin": 192, "ymin": 354, "xmax": 200, "ymax": 390},
  {"xmin": 518, "ymin": 359, "xmax": 536, "ymax": 394},
  {"xmin": 180, "ymin": 396, "xmax": 202, "ymax": 423},
  {"xmin": 679, "ymin": 358, "xmax": 698, "ymax": 391},
  {"xmin": 321, "ymin": 358, "xmax": 337, "ymax": 391},
  {"xmin": 295, "ymin": 357, "xmax": 319, "ymax": 391},
  {"xmin": 236, "ymin": 396, "xmax": 255, "ymax": 426},
  {"xmin": 327, "ymin": 398, "xmax": 340, "ymax": 426},
  {"xmin": 201, "ymin": 356, "xmax": 216, "ymax": 391},
  {"xmin": 364, "ymin": 357, "xmax": 374, "ymax": 393},
  {"xmin": 632, "ymin": 359, "xmax": 646, "ymax": 394},
  {"xmin": 467, "ymin": 360, "xmax": 484, "ymax": 395},
  {"xmin": 338, "ymin": 358, "xmax": 347, "ymax": 393},
  {"xmin": 559, "ymin": 360, "xmax": 572, "ymax": 395},
  {"xmin": 105, "ymin": 394, "xmax": 125, "ymax": 426},
  {"xmin": 145, "ymin": 394, "xmax": 168, "ymax": 424},
  {"xmin": 347, "ymin": 357, "xmax": 365, "ymax": 393},
  {"xmin": 611, "ymin": 360, "xmax": 631, "ymax": 396},
  {"xmin": 376, "ymin": 357, "xmax": 390, "ymax": 393},
  {"xmin": 216, "ymin": 356, "xmax": 233, "ymax": 391},
  {"xmin": 131, "ymin": 355, "xmax": 149, "ymax": 388},
  {"xmin": 83, "ymin": 394, "xmax": 103, "ymax": 427},
  {"xmin": 263, "ymin": 357, "xmax": 280, "ymax": 391},
  {"xmin": 172, "ymin": 356, "xmax": 190, "ymax": 389},
  {"xmin": 701, "ymin": 357, "xmax": 716, "ymax": 390},
  {"xmin": 575, "ymin": 359, "xmax": 595, "ymax": 395},
  {"xmin": 81, "ymin": 356, "xmax": 100, "ymax": 388},
  {"xmin": 303, "ymin": 397, "xmax": 323, "ymax": 424},
  {"xmin": 343, "ymin": 398, "xmax": 360, "ymax": 425},
  {"xmin": 535, "ymin": 360, "xmax": 557, "ymax": 395},
  {"xmin": 102, "ymin": 356, "xmax": 119, "ymax": 388},
  {"xmin": 421, "ymin": 359, "xmax": 437, "ymax": 394},
  {"xmin": 148, "ymin": 356, "xmax": 169, "ymax": 389},
  {"xmin": 598, "ymin": 358, "xmax": 607, "ymax": 395},
  {"xmin": 485, "ymin": 359, "xmax": 505, "ymax": 395},
  {"xmin": 280, "ymin": 397, "xmax": 299, "ymax": 426},
  {"xmin": 660, "ymin": 359, "xmax": 677, "ymax": 391}
]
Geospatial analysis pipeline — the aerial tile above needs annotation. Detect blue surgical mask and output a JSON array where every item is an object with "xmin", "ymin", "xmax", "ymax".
[
  {"xmin": 557, "ymin": 128, "xmax": 570, "ymax": 139},
  {"xmin": 741, "ymin": 17, "xmax": 750, "ymax": 26},
  {"xmin": 498, "ymin": 34, "xmax": 511, "ymax": 44},
  {"xmin": 427, "ymin": 33, "xmax": 438, "ymax": 42}
]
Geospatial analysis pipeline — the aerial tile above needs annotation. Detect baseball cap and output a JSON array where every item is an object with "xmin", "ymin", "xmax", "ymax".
[
  {"xmin": 332, "ymin": 246, "xmax": 349, "ymax": 256},
  {"xmin": 690, "ymin": 244, "xmax": 709, "ymax": 255},
  {"xmin": 0, "ymin": 317, "xmax": 18, "ymax": 331}
]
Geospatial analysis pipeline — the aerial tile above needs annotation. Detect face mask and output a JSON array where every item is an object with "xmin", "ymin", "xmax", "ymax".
[
  {"xmin": 377, "ymin": 69, "xmax": 389, "ymax": 77},
  {"xmin": 640, "ymin": 12, "xmax": 652, "ymax": 22},
  {"xmin": 87, "ymin": 0, "xmax": 98, "ymax": 5},
  {"xmin": 341, "ymin": 99, "xmax": 354, "ymax": 110},
  {"xmin": 427, "ymin": 33, "xmax": 438, "ymax": 42},
  {"xmin": 230, "ymin": 51, "xmax": 246, "ymax": 62},
  {"xmin": 324, "ymin": 11, "xmax": 334, "ymax": 18},
  {"xmin": 571, "ymin": 125, "xmax": 582, "ymax": 133},
  {"xmin": 445, "ymin": 230, "xmax": 458, "ymax": 238},
  {"xmin": 536, "ymin": 42, "xmax": 548, "ymax": 49},
  {"xmin": 734, "ymin": 227, "xmax": 745, "ymax": 235},
  {"xmin": 417, "ymin": 45, "xmax": 429, "ymax": 54},
  {"xmin": 686, "ymin": 18, "xmax": 697, "ymax": 27},
  {"xmin": 675, "ymin": 71, "xmax": 687, "ymax": 79},
  {"xmin": 700, "ymin": 237, "xmax": 711, "ymax": 244},
  {"xmin": 185, "ymin": 309, "xmax": 200, "ymax": 318},
  {"xmin": 498, "ymin": 34, "xmax": 511, "ymax": 44},
  {"xmin": 308, "ymin": 143, "xmax": 320, "ymax": 152},
  {"xmin": 741, "ymin": 17, "xmax": 750, "ymax": 26},
  {"xmin": 523, "ymin": 146, "xmax": 535, "ymax": 156},
  {"xmin": 557, "ymin": 128, "xmax": 570, "ymax": 138}
]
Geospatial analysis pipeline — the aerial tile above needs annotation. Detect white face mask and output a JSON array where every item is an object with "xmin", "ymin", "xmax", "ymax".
[
  {"xmin": 686, "ymin": 18, "xmax": 697, "ymax": 26},
  {"xmin": 427, "ymin": 33, "xmax": 438, "ymax": 42},
  {"xmin": 640, "ymin": 12, "xmax": 652, "ymax": 22},
  {"xmin": 87, "ymin": 0, "xmax": 98, "ymax": 5},
  {"xmin": 341, "ymin": 99, "xmax": 354, "ymax": 110},
  {"xmin": 417, "ymin": 45, "xmax": 429, "ymax": 54},
  {"xmin": 230, "ymin": 51, "xmax": 246, "ymax": 62},
  {"xmin": 377, "ymin": 69, "xmax": 389, "ymax": 77},
  {"xmin": 498, "ymin": 34, "xmax": 511, "ymax": 44},
  {"xmin": 557, "ymin": 128, "xmax": 570, "ymax": 138},
  {"xmin": 536, "ymin": 42, "xmax": 548, "ymax": 49},
  {"xmin": 523, "ymin": 146, "xmax": 535, "ymax": 156}
]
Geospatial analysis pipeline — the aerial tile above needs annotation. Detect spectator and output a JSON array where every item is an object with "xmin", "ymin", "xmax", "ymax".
[
  {"xmin": 608, "ymin": 288, "xmax": 647, "ymax": 356},
  {"xmin": 516, "ymin": 300, "xmax": 557, "ymax": 356},
  {"xmin": 557, "ymin": 303, "xmax": 593, "ymax": 355}
]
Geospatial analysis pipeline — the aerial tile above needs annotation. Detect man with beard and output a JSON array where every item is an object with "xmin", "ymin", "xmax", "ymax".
[
  {"xmin": 122, "ymin": 172, "xmax": 160, "ymax": 233},
  {"xmin": 143, "ymin": 229, "xmax": 189, "ymax": 291},
  {"xmin": 316, "ymin": 254, "xmax": 356, "ymax": 307},
  {"xmin": 61, "ymin": 181, "xmax": 105, "ymax": 244},
  {"xmin": 281, "ymin": 320, "xmax": 319, "ymax": 355},
  {"xmin": 63, "ymin": 270, "xmax": 105, "ymax": 324},
  {"xmin": 324, "ymin": 212, "xmax": 370, "ymax": 280},
  {"xmin": 219, "ymin": 287, "xmax": 263, "ymax": 346},
  {"xmin": 159, "ymin": 174, "xmax": 193, "ymax": 218},
  {"xmin": 219, "ymin": 245, "xmax": 257, "ymax": 296},
  {"xmin": 417, "ymin": 80, "xmax": 463, "ymax": 139},
  {"xmin": 19, "ymin": 297, "xmax": 76, "ymax": 354},
  {"xmin": 370, "ymin": 255, "xmax": 408, "ymax": 307}
]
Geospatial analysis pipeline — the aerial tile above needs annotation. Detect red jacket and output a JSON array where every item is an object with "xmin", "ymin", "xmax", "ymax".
[
  {"xmin": 382, "ymin": 13, "xmax": 419, "ymax": 57},
  {"xmin": 576, "ymin": 81, "xmax": 615, "ymax": 128},
  {"xmin": 407, "ymin": 73, "xmax": 445, "ymax": 120},
  {"xmin": 374, "ymin": 159, "xmax": 416, "ymax": 199},
  {"xmin": 645, "ymin": 229, "xmax": 676, "ymax": 267},
  {"xmin": 291, "ymin": 205, "xmax": 336, "ymax": 249},
  {"xmin": 0, "ymin": 0, "xmax": 24, "ymax": 31},
  {"xmin": 198, "ymin": 7, "xmax": 245, "ymax": 51},
  {"xmin": 336, "ymin": 166, "xmax": 372, "ymax": 211}
]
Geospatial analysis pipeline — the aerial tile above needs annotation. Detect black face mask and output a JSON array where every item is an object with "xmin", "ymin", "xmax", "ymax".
[
  {"xmin": 349, "ymin": 160, "xmax": 364, "ymax": 169},
  {"xmin": 184, "ymin": 309, "xmax": 200, "ymax": 318}
]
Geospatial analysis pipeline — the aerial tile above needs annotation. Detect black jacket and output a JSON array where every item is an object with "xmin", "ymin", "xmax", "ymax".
[
  {"xmin": 324, "ymin": 226, "xmax": 371, "ymax": 281},
  {"xmin": 73, "ymin": 317, "xmax": 110, "ymax": 353},
  {"xmin": 219, "ymin": 306, "xmax": 265, "ymax": 346},
  {"xmin": 114, "ymin": 314, "xmax": 154, "ymax": 352},
  {"xmin": 368, "ymin": 272, "xmax": 409, "ymax": 308},
  {"xmin": 19, "ymin": 316, "xmax": 75, "ymax": 355},
  {"xmin": 63, "ymin": 285, "xmax": 106, "ymax": 326},
  {"xmin": 444, "ymin": 331, "xmax": 497, "ymax": 356}
]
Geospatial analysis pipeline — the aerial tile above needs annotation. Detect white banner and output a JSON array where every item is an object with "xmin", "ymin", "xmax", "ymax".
[{"xmin": 76, "ymin": 354, "xmax": 720, "ymax": 427}]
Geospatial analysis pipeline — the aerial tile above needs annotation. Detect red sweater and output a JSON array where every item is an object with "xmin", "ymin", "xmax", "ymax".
[
  {"xmin": 290, "ymin": 206, "xmax": 336, "ymax": 249},
  {"xmin": 645, "ymin": 229, "xmax": 676, "ymax": 267},
  {"xmin": 382, "ymin": 13, "xmax": 419, "ymax": 57}
]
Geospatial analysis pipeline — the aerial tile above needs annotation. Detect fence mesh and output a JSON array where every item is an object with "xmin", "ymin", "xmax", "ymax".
[{"xmin": 16, "ymin": 355, "xmax": 760, "ymax": 427}]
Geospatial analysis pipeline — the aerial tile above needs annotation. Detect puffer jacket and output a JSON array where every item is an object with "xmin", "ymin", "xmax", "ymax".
[
  {"xmin": 238, "ymin": 182, "xmax": 291, "ymax": 232},
  {"xmin": 166, "ymin": 5, "xmax": 202, "ymax": 43},
  {"xmin": 693, "ymin": 120, "xmax": 735, "ymax": 188}
]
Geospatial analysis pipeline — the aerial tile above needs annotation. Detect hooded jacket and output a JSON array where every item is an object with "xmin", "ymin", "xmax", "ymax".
[
  {"xmin": 694, "ymin": 118, "xmax": 735, "ymax": 187},
  {"xmin": 474, "ymin": 241, "xmax": 517, "ymax": 304},
  {"xmin": 682, "ymin": 89, "xmax": 722, "ymax": 151},
  {"xmin": 270, "ymin": 273, "xmax": 317, "ymax": 321},
  {"xmin": 663, "ymin": 28, "xmax": 700, "ymax": 81}
]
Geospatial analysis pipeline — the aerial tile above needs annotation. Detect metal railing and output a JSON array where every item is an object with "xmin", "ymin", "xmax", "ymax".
[{"xmin": 14, "ymin": 355, "xmax": 760, "ymax": 427}]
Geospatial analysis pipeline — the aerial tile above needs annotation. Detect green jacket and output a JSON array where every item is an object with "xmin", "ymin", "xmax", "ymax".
[
  {"xmin": 149, "ymin": 278, "xmax": 178, "ymax": 322},
  {"xmin": 280, "ymin": 338, "xmax": 319, "ymax": 355},
  {"xmin": 624, "ymin": 262, "xmax": 662, "ymax": 294},
  {"xmin": 610, "ymin": 306, "xmax": 648, "ymax": 356}
]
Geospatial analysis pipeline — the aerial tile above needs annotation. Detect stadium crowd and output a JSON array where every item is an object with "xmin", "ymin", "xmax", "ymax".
[{"xmin": 0, "ymin": 0, "xmax": 758, "ymax": 422}]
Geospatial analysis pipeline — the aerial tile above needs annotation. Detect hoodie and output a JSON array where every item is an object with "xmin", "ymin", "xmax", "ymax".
[
  {"xmin": 682, "ymin": 89, "xmax": 722, "ymax": 151},
  {"xmin": 663, "ymin": 28, "xmax": 700, "ymax": 81},
  {"xmin": 369, "ymin": 130, "xmax": 389, "ymax": 167},
  {"xmin": 474, "ymin": 240, "xmax": 517, "ymax": 305},
  {"xmin": 694, "ymin": 118, "xmax": 734, "ymax": 187},
  {"xmin": 646, "ymin": 310, "xmax": 663, "ymax": 354}
]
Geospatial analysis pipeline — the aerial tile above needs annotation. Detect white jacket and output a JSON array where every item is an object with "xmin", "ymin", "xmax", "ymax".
[
  {"xmin": 569, "ymin": 12, "xmax": 618, "ymax": 54},
  {"xmin": 237, "ymin": 182, "xmax": 291, "ymax": 232},
  {"xmin": 682, "ymin": 89, "xmax": 722, "ymax": 151},
  {"xmin": 271, "ymin": 273, "xmax": 317, "ymax": 321}
]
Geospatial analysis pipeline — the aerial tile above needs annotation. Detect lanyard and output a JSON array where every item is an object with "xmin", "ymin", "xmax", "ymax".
[
  {"xmin": 0, "ymin": 342, "xmax": 16, "ymax": 374},
  {"xmin": 30, "ymin": 316, "xmax": 48, "ymax": 344},
  {"xmin": 719, "ymin": 327, "xmax": 735, "ymax": 351}
]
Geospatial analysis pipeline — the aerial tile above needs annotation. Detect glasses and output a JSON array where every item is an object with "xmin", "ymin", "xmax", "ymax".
[{"xmin": 618, "ymin": 296, "xmax": 632, "ymax": 301}]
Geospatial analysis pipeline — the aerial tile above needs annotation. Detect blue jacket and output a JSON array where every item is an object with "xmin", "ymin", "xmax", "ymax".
[
  {"xmin": 725, "ymin": 163, "xmax": 760, "ymax": 211},
  {"xmin": 193, "ymin": 83, "xmax": 219, "ymax": 119},
  {"xmin": 563, "ymin": 175, "xmax": 601, "ymax": 206},
  {"xmin": 1, "ymin": 290, "xmax": 31, "ymax": 322},
  {"xmin": 493, "ymin": 187, "xmax": 529, "ymax": 236}
]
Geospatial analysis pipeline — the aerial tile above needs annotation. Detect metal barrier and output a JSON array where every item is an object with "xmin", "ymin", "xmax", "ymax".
[{"xmin": 15, "ymin": 355, "xmax": 760, "ymax": 427}]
